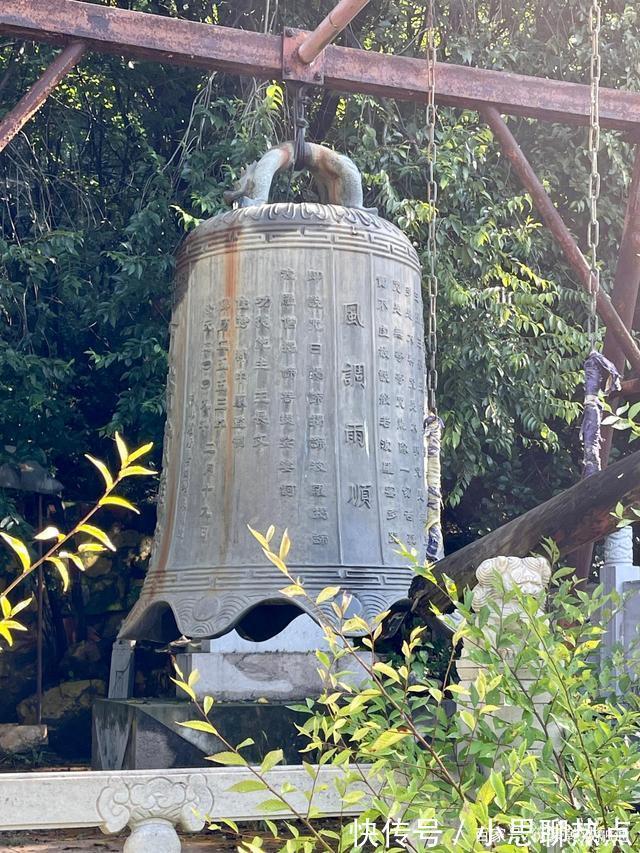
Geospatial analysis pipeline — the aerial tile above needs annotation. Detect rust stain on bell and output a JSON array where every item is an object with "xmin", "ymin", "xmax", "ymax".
[{"xmin": 119, "ymin": 142, "xmax": 430, "ymax": 641}]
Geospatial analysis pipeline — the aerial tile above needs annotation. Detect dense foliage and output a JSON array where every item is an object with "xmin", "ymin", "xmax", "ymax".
[{"xmin": 1, "ymin": 1, "xmax": 639, "ymax": 542}]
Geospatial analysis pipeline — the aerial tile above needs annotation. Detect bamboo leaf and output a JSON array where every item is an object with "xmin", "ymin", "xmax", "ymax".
[
  {"xmin": 0, "ymin": 532, "xmax": 31, "ymax": 573},
  {"xmin": 0, "ymin": 596, "xmax": 10, "ymax": 618},
  {"xmin": 316, "ymin": 586, "xmax": 340, "ymax": 604},
  {"xmin": 279, "ymin": 528, "xmax": 291, "ymax": 560},
  {"xmin": 177, "ymin": 719, "xmax": 219, "ymax": 735},
  {"xmin": 0, "ymin": 624, "xmax": 14, "ymax": 646},
  {"xmin": 260, "ymin": 748, "xmax": 283, "ymax": 773},
  {"xmin": 10, "ymin": 597, "xmax": 33, "ymax": 616}
]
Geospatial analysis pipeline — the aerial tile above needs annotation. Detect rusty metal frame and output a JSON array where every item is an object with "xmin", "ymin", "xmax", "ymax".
[
  {"xmin": 0, "ymin": 39, "xmax": 85, "ymax": 153},
  {"xmin": 3, "ymin": 0, "xmax": 640, "ymax": 131}
]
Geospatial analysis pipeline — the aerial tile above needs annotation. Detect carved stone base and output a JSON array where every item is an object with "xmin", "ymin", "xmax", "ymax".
[{"xmin": 124, "ymin": 818, "xmax": 181, "ymax": 853}]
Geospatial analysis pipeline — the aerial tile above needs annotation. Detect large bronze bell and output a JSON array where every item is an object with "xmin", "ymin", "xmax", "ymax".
[{"xmin": 118, "ymin": 143, "xmax": 429, "ymax": 643}]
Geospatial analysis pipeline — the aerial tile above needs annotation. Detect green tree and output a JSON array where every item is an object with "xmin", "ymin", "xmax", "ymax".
[{"xmin": 1, "ymin": 1, "xmax": 638, "ymax": 543}]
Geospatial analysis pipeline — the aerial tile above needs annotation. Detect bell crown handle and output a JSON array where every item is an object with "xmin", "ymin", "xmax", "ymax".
[{"xmin": 224, "ymin": 142, "xmax": 372, "ymax": 210}]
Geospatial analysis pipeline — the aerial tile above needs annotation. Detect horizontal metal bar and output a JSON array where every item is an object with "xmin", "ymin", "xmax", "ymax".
[{"xmin": 2, "ymin": 0, "xmax": 640, "ymax": 131}]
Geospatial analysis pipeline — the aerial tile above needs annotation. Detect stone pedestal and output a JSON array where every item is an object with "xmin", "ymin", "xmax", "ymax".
[
  {"xmin": 92, "ymin": 698, "xmax": 308, "ymax": 771},
  {"xmin": 601, "ymin": 526, "xmax": 640, "ymax": 681},
  {"xmin": 175, "ymin": 614, "xmax": 372, "ymax": 702}
]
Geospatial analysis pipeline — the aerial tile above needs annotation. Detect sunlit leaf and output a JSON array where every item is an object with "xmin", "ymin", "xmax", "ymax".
[
  {"xmin": 85, "ymin": 454, "xmax": 114, "ymax": 490},
  {"xmin": 99, "ymin": 495, "xmax": 139, "ymax": 514},
  {"xmin": 34, "ymin": 526, "xmax": 63, "ymax": 542},
  {"xmin": 78, "ymin": 524, "xmax": 116, "ymax": 551},
  {"xmin": 114, "ymin": 431, "xmax": 129, "ymax": 466},
  {"xmin": 127, "ymin": 442, "xmax": 154, "ymax": 463},
  {"xmin": 0, "ymin": 532, "xmax": 31, "ymax": 573},
  {"xmin": 47, "ymin": 557, "xmax": 70, "ymax": 591}
]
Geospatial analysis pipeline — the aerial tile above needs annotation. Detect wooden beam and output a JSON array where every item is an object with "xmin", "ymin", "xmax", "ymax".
[
  {"xmin": 482, "ymin": 106, "xmax": 640, "ymax": 376},
  {"xmin": 2, "ymin": 0, "xmax": 640, "ymax": 131},
  {"xmin": 0, "ymin": 40, "xmax": 86, "ymax": 153},
  {"xmin": 410, "ymin": 447, "xmax": 640, "ymax": 616}
]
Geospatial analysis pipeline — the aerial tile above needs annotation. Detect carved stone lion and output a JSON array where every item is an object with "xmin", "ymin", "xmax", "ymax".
[{"xmin": 471, "ymin": 555, "xmax": 551, "ymax": 613}]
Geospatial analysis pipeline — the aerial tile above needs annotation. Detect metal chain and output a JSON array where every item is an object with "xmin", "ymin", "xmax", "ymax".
[
  {"xmin": 587, "ymin": 0, "xmax": 601, "ymax": 348},
  {"xmin": 293, "ymin": 85, "xmax": 311, "ymax": 170},
  {"xmin": 426, "ymin": 0, "xmax": 438, "ymax": 413}
]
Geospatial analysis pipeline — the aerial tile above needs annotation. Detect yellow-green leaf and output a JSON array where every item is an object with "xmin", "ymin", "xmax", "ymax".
[
  {"xmin": 59, "ymin": 551, "xmax": 86, "ymax": 571},
  {"xmin": 115, "ymin": 432, "xmax": 129, "ymax": 467},
  {"xmin": 206, "ymin": 751, "xmax": 247, "ymax": 766},
  {"xmin": 0, "ymin": 532, "xmax": 31, "ymax": 573},
  {"xmin": 229, "ymin": 780, "xmax": 267, "ymax": 793},
  {"xmin": 77, "ymin": 542, "xmax": 107, "ymax": 554},
  {"xmin": 34, "ymin": 526, "xmax": 63, "ymax": 542},
  {"xmin": 372, "ymin": 661, "xmax": 401, "ymax": 683},
  {"xmin": 247, "ymin": 525, "xmax": 269, "ymax": 549},
  {"xmin": 127, "ymin": 442, "xmax": 154, "ymax": 464},
  {"xmin": 10, "ymin": 597, "xmax": 32, "ymax": 616},
  {"xmin": 316, "ymin": 586, "xmax": 340, "ymax": 604},
  {"xmin": 0, "ymin": 624, "xmax": 14, "ymax": 646},
  {"xmin": 177, "ymin": 719, "xmax": 219, "ymax": 735},
  {"xmin": 0, "ymin": 596, "xmax": 10, "ymax": 618},
  {"xmin": 99, "ymin": 495, "xmax": 139, "ymax": 514},
  {"xmin": 203, "ymin": 696, "xmax": 213, "ymax": 715},
  {"xmin": 85, "ymin": 454, "xmax": 114, "ymax": 490},
  {"xmin": 260, "ymin": 748, "xmax": 283, "ymax": 773},
  {"xmin": 120, "ymin": 465, "xmax": 155, "ymax": 478},
  {"xmin": 78, "ymin": 524, "xmax": 116, "ymax": 552},
  {"xmin": 263, "ymin": 549, "xmax": 287, "ymax": 573},
  {"xmin": 369, "ymin": 730, "xmax": 409, "ymax": 752},
  {"xmin": 47, "ymin": 557, "xmax": 69, "ymax": 591},
  {"xmin": 281, "ymin": 584, "xmax": 304, "ymax": 597},
  {"xmin": 279, "ymin": 529, "xmax": 291, "ymax": 560}
]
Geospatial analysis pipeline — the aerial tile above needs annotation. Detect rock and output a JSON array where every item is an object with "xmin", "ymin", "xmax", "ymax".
[
  {"xmin": 83, "ymin": 556, "xmax": 113, "ymax": 578},
  {"xmin": 0, "ymin": 635, "xmax": 38, "ymax": 723},
  {"xmin": 59, "ymin": 640, "xmax": 105, "ymax": 679},
  {"xmin": 0, "ymin": 723, "xmax": 47, "ymax": 755},
  {"xmin": 17, "ymin": 679, "xmax": 106, "ymax": 759}
]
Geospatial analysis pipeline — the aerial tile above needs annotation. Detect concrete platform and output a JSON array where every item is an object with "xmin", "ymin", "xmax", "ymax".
[{"xmin": 92, "ymin": 698, "xmax": 307, "ymax": 770}]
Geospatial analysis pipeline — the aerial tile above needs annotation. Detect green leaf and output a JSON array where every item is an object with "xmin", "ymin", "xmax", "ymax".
[
  {"xmin": 489, "ymin": 770, "xmax": 507, "ymax": 810},
  {"xmin": 260, "ymin": 749, "xmax": 284, "ymax": 773},
  {"xmin": 229, "ymin": 779, "xmax": 268, "ymax": 793},
  {"xmin": 203, "ymin": 696, "xmax": 213, "ymax": 715},
  {"xmin": 316, "ymin": 586, "xmax": 340, "ymax": 604},
  {"xmin": 207, "ymin": 751, "xmax": 247, "ymax": 766},
  {"xmin": 0, "ymin": 532, "xmax": 31, "ymax": 573},
  {"xmin": 178, "ymin": 719, "xmax": 219, "ymax": 735},
  {"xmin": 369, "ymin": 730, "xmax": 409, "ymax": 752}
]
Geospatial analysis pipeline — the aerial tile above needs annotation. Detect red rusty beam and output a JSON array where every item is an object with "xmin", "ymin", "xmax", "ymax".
[
  {"xmin": 482, "ymin": 106, "xmax": 640, "ymax": 375},
  {"xmin": 297, "ymin": 0, "xmax": 370, "ymax": 65},
  {"xmin": 2, "ymin": 1, "xmax": 640, "ymax": 131},
  {"xmin": 0, "ymin": 40, "xmax": 86, "ymax": 153}
]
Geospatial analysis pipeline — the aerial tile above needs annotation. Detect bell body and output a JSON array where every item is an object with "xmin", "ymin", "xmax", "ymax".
[{"xmin": 120, "ymin": 202, "xmax": 428, "ymax": 641}]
